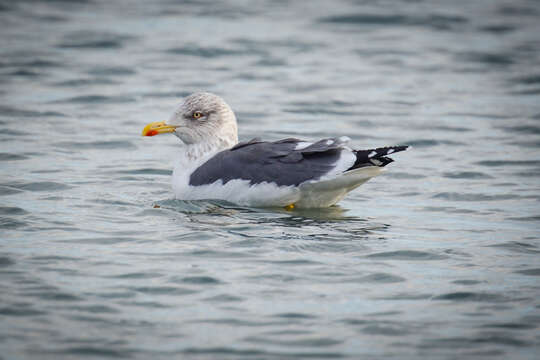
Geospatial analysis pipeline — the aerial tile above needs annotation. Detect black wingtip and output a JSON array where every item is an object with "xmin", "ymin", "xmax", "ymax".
[
  {"xmin": 349, "ymin": 145, "xmax": 409, "ymax": 170},
  {"xmin": 374, "ymin": 145, "xmax": 409, "ymax": 156}
]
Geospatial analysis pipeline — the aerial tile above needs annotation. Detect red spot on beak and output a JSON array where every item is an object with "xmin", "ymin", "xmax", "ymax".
[{"xmin": 146, "ymin": 130, "xmax": 158, "ymax": 136}]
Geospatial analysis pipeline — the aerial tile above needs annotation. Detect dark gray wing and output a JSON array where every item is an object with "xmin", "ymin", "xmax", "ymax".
[{"xmin": 189, "ymin": 138, "xmax": 345, "ymax": 187}]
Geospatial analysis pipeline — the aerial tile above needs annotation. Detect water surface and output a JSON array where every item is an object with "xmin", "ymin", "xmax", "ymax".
[{"xmin": 1, "ymin": 0, "xmax": 539, "ymax": 359}]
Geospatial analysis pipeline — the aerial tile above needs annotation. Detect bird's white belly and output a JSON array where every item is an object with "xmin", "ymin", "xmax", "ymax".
[{"xmin": 175, "ymin": 178, "xmax": 300, "ymax": 207}]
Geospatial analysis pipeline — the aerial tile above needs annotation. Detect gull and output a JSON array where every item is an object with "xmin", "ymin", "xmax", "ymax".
[{"xmin": 142, "ymin": 92, "xmax": 408, "ymax": 208}]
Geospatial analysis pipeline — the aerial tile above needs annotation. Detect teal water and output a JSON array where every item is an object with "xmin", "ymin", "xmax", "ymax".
[{"xmin": 1, "ymin": 0, "xmax": 540, "ymax": 359}]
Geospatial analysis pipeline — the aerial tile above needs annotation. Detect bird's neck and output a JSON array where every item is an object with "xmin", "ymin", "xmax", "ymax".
[{"xmin": 178, "ymin": 134, "xmax": 237, "ymax": 171}]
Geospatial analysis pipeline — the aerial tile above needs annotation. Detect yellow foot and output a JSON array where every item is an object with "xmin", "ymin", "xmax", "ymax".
[{"xmin": 284, "ymin": 203, "xmax": 295, "ymax": 211}]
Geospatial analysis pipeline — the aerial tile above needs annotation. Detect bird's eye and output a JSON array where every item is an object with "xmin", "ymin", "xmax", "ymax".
[{"xmin": 192, "ymin": 111, "xmax": 203, "ymax": 119}]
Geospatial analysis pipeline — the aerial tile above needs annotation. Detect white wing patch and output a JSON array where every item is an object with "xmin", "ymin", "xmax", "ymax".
[
  {"xmin": 319, "ymin": 148, "xmax": 356, "ymax": 181},
  {"xmin": 294, "ymin": 142, "xmax": 313, "ymax": 150}
]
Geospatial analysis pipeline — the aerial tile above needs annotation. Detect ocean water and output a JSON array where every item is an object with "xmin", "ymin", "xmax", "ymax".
[{"xmin": 1, "ymin": 0, "xmax": 540, "ymax": 359}]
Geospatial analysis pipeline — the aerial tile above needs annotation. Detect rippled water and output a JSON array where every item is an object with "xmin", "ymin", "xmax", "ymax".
[{"xmin": 1, "ymin": 0, "xmax": 540, "ymax": 359}]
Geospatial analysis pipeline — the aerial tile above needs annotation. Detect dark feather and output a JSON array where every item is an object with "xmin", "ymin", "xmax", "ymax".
[
  {"xmin": 190, "ymin": 138, "xmax": 342, "ymax": 186},
  {"xmin": 348, "ymin": 145, "xmax": 409, "ymax": 171},
  {"xmin": 190, "ymin": 140, "xmax": 408, "ymax": 187}
]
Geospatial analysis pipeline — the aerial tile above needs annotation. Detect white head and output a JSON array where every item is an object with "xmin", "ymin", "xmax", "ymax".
[{"xmin": 142, "ymin": 92, "xmax": 238, "ymax": 150}]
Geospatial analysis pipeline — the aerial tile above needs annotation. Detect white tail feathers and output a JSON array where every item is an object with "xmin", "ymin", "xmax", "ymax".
[{"xmin": 297, "ymin": 166, "xmax": 383, "ymax": 207}]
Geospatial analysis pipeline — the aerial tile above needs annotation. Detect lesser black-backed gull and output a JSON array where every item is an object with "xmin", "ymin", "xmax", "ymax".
[{"xmin": 142, "ymin": 92, "xmax": 408, "ymax": 208}]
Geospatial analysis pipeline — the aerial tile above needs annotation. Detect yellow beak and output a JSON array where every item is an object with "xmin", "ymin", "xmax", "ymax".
[{"xmin": 141, "ymin": 121, "xmax": 177, "ymax": 136}]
